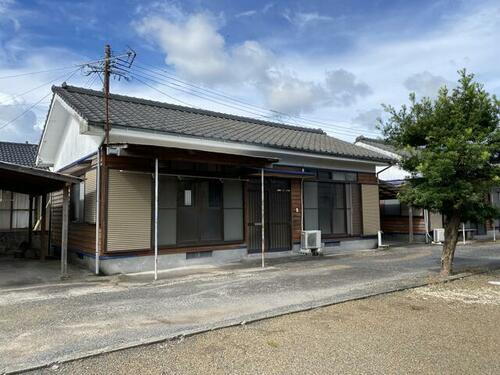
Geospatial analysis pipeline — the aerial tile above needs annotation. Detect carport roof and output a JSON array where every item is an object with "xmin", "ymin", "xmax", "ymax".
[{"xmin": 0, "ymin": 161, "xmax": 81, "ymax": 195}]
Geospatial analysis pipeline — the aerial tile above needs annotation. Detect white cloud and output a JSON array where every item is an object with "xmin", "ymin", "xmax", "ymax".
[
  {"xmin": 351, "ymin": 108, "xmax": 382, "ymax": 129},
  {"xmin": 325, "ymin": 69, "xmax": 373, "ymax": 106},
  {"xmin": 404, "ymin": 71, "xmax": 454, "ymax": 98},
  {"xmin": 0, "ymin": 94, "xmax": 38, "ymax": 143},
  {"xmin": 235, "ymin": 10, "xmax": 257, "ymax": 18},
  {"xmin": 134, "ymin": 11, "xmax": 372, "ymax": 115},
  {"xmin": 262, "ymin": 3, "xmax": 274, "ymax": 13},
  {"xmin": 135, "ymin": 14, "xmax": 230, "ymax": 86},
  {"xmin": 261, "ymin": 71, "xmax": 326, "ymax": 115},
  {"xmin": 283, "ymin": 11, "xmax": 333, "ymax": 29}
]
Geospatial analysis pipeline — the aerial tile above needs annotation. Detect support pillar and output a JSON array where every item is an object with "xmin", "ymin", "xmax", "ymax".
[
  {"xmin": 40, "ymin": 194, "xmax": 47, "ymax": 260},
  {"xmin": 408, "ymin": 205, "xmax": 414, "ymax": 243},
  {"xmin": 28, "ymin": 194, "xmax": 33, "ymax": 248}
]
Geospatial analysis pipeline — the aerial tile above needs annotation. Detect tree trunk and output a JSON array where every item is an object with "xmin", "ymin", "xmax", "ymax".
[{"xmin": 441, "ymin": 213, "xmax": 461, "ymax": 276}]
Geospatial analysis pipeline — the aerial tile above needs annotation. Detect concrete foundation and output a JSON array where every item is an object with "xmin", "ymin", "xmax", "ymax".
[
  {"xmin": 70, "ymin": 247, "xmax": 248, "ymax": 275},
  {"xmin": 68, "ymin": 237, "xmax": 379, "ymax": 275}
]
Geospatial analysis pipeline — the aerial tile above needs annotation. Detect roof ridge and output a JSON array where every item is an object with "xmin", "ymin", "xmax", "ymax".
[
  {"xmin": 0, "ymin": 140, "xmax": 37, "ymax": 146},
  {"xmin": 53, "ymin": 84, "xmax": 326, "ymax": 135}
]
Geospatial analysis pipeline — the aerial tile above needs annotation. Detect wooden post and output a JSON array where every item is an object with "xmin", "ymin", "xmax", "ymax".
[
  {"xmin": 408, "ymin": 205, "xmax": 414, "ymax": 243},
  {"xmin": 61, "ymin": 184, "xmax": 69, "ymax": 278},
  {"xmin": 40, "ymin": 194, "xmax": 47, "ymax": 261},
  {"xmin": 28, "ymin": 194, "xmax": 33, "ymax": 248}
]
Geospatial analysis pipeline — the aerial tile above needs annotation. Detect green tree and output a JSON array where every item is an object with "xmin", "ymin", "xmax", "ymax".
[{"xmin": 380, "ymin": 70, "xmax": 500, "ymax": 275}]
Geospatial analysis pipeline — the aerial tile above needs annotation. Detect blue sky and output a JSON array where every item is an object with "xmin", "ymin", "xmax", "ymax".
[{"xmin": 0, "ymin": 0, "xmax": 499, "ymax": 143}]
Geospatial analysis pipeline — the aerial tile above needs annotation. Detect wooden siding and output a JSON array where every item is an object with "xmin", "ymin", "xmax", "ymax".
[
  {"xmin": 84, "ymin": 168, "xmax": 96, "ymax": 224},
  {"xmin": 106, "ymin": 169, "xmax": 151, "ymax": 252},
  {"xmin": 361, "ymin": 184, "xmax": 380, "ymax": 235},
  {"xmin": 50, "ymin": 189, "xmax": 96, "ymax": 253},
  {"xmin": 358, "ymin": 173, "xmax": 377, "ymax": 185},
  {"xmin": 381, "ymin": 216, "xmax": 426, "ymax": 234},
  {"xmin": 291, "ymin": 179, "xmax": 302, "ymax": 242}
]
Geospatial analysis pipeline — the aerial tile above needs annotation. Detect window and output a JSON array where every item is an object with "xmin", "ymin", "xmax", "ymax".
[
  {"xmin": 382, "ymin": 199, "xmax": 400, "ymax": 216},
  {"xmin": 381, "ymin": 199, "xmax": 423, "ymax": 217},
  {"xmin": 70, "ymin": 181, "xmax": 84, "ymax": 222},
  {"xmin": 159, "ymin": 178, "xmax": 243, "ymax": 246},
  {"xmin": 304, "ymin": 179, "xmax": 361, "ymax": 236},
  {"xmin": 0, "ymin": 191, "xmax": 34, "ymax": 230},
  {"xmin": 316, "ymin": 183, "xmax": 347, "ymax": 235}
]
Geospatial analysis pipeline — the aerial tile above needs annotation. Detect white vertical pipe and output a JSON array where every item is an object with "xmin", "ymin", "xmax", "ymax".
[
  {"xmin": 95, "ymin": 149, "xmax": 100, "ymax": 275},
  {"xmin": 154, "ymin": 158, "xmax": 159, "ymax": 281},
  {"xmin": 300, "ymin": 177, "xmax": 304, "ymax": 231},
  {"xmin": 491, "ymin": 192, "xmax": 496, "ymax": 242},
  {"xmin": 261, "ymin": 168, "xmax": 265, "ymax": 268},
  {"xmin": 462, "ymin": 223, "xmax": 466, "ymax": 244}
]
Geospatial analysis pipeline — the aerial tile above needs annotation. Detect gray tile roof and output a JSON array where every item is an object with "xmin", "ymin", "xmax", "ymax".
[
  {"xmin": 52, "ymin": 84, "xmax": 392, "ymax": 163},
  {"xmin": 355, "ymin": 136, "xmax": 405, "ymax": 157},
  {"xmin": 0, "ymin": 141, "xmax": 38, "ymax": 167}
]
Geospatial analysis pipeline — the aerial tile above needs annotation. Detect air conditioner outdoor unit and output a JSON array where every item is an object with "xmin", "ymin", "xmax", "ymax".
[
  {"xmin": 433, "ymin": 228, "xmax": 445, "ymax": 243},
  {"xmin": 300, "ymin": 230, "xmax": 322, "ymax": 254}
]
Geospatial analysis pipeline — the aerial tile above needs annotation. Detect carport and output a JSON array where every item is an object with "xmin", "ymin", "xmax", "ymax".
[{"xmin": 0, "ymin": 161, "xmax": 80, "ymax": 278}]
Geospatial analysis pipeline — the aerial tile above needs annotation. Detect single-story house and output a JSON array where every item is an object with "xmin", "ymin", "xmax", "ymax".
[
  {"xmin": 355, "ymin": 136, "xmax": 499, "ymax": 242},
  {"xmin": 37, "ymin": 84, "xmax": 392, "ymax": 275}
]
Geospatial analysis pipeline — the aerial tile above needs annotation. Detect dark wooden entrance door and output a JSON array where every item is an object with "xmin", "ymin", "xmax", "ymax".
[{"xmin": 248, "ymin": 178, "xmax": 292, "ymax": 253}]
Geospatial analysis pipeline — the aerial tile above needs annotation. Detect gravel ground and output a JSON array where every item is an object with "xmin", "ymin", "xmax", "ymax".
[{"xmin": 30, "ymin": 270, "xmax": 500, "ymax": 375}]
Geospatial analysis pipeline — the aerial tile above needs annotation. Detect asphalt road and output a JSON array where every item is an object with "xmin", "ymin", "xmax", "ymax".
[
  {"xmin": 1, "ymin": 243, "xmax": 500, "ymax": 373},
  {"xmin": 30, "ymin": 270, "xmax": 500, "ymax": 375}
]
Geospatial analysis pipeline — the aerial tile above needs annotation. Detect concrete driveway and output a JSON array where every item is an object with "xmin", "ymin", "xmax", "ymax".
[{"xmin": 1, "ymin": 243, "xmax": 500, "ymax": 373}]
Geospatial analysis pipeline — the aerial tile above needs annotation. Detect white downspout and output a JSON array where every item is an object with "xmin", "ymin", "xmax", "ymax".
[
  {"xmin": 95, "ymin": 149, "xmax": 100, "ymax": 275},
  {"xmin": 261, "ymin": 168, "xmax": 265, "ymax": 268},
  {"xmin": 154, "ymin": 158, "xmax": 159, "ymax": 281}
]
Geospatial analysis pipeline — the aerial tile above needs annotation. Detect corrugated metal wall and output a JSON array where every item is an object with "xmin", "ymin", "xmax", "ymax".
[
  {"xmin": 107, "ymin": 169, "xmax": 151, "ymax": 252},
  {"xmin": 351, "ymin": 184, "xmax": 362, "ymax": 235},
  {"xmin": 361, "ymin": 184, "xmax": 380, "ymax": 235},
  {"xmin": 84, "ymin": 169, "xmax": 96, "ymax": 224}
]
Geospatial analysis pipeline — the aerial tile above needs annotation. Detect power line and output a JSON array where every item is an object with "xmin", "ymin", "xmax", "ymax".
[
  {"xmin": 0, "ymin": 68, "xmax": 80, "ymax": 131},
  {"xmin": 131, "ymin": 74, "xmax": 199, "ymax": 107},
  {"xmin": 0, "ymin": 53, "xmax": 134, "ymax": 80},
  {"xmin": 132, "ymin": 61, "xmax": 381, "ymax": 137},
  {"xmin": 0, "ymin": 68, "xmax": 86, "ymax": 105},
  {"xmin": 127, "ymin": 69, "xmax": 376, "ymax": 138},
  {"xmin": 129, "ymin": 70, "xmax": 309, "ymax": 127}
]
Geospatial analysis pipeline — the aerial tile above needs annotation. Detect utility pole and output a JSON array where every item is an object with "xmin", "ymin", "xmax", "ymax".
[
  {"xmin": 84, "ymin": 45, "xmax": 136, "ymax": 146},
  {"xmin": 103, "ymin": 44, "xmax": 111, "ymax": 145}
]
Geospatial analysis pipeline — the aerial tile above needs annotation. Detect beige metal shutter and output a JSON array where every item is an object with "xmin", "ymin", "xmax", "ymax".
[
  {"xmin": 84, "ymin": 169, "xmax": 97, "ymax": 224},
  {"xmin": 429, "ymin": 211, "xmax": 443, "ymax": 230},
  {"xmin": 351, "ymin": 184, "xmax": 362, "ymax": 235},
  {"xmin": 361, "ymin": 184, "xmax": 380, "ymax": 235},
  {"xmin": 107, "ymin": 169, "xmax": 151, "ymax": 252}
]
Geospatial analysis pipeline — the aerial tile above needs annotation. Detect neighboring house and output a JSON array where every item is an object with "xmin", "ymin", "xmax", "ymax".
[
  {"xmin": 37, "ymin": 84, "xmax": 392, "ymax": 275},
  {"xmin": 355, "ymin": 136, "xmax": 499, "ymax": 242},
  {"xmin": 355, "ymin": 136, "xmax": 443, "ymax": 242},
  {"xmin": 0, "ymin": 141, "xmax": 38, "ymax": 251}
]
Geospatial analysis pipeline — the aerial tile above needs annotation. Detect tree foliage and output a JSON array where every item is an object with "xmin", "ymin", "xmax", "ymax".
[
  {"xmin": 380, "ymin": 70, "xmax": 500, "ymax": 275},
  {"xmin": 380, "ymin": 70, "xmax": 500, "ymax": 223}
]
